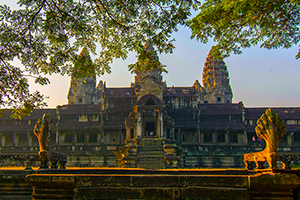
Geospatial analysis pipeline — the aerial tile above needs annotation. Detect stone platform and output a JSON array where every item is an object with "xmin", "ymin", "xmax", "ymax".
[{"xmin": 25, "ymin": 168, "xmax": 300, "ymax": 200}]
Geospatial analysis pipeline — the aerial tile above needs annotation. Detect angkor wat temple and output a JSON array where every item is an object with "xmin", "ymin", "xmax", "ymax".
[{"xmin": 1, "ymin": 45, "xmax": 300, "ymax": 168}]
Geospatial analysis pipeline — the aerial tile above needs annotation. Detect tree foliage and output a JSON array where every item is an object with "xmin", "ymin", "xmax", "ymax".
[
  {"xmin": 0, "ymin": 0, "xmax": 193, "ymax": 117},
  {"xmin": 189, "ymin": 0, "xmax": 300, "ymax": 58}
]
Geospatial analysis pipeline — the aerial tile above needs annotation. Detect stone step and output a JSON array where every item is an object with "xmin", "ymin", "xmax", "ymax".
[
  {"xmin": 138, "ymin": 156, "xmax": 164, "ymax": 161},
  {"xmin": 136, "ymin": 138, "xmax": 165, "ymax": 169},
  {"xmin": 138, "ymin": 155, "xmax": 164, "ymax": 158},
  {"xmin": 137, "ymin": 160, "xmax": 164, "ymax": 164},
  {"xmin": 139, "ymin": 139, "xmax": 162, "ymax": 146},
  {"xmin": 138, "ymin": 150, "xmax": 164, "ymax": 154},
  {"xmin": 137, "ymin": 158, "xmax": 164, "ymax": 162},
  {"xmin": 139, "ymin": 147, "xmax": 163, "ymax": 151},
  {"xmin": 137, "ymin": 163, "xmax": 165, "ymax": 169}
]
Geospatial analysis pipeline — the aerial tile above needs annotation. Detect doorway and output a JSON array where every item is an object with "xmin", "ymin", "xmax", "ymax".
[{"xmin": 145, "ymin": 122, "xmax": 156, "ymax": 137}]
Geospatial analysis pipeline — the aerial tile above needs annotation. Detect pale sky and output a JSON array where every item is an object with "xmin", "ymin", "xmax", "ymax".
[{"xmin": 2, "ymin": 1, "xmax": 300, "ymax": 108}]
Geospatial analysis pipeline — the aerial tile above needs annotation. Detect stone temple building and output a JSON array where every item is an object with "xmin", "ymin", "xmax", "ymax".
[{"xmin": 1, "ymin": 46, "xmax": 300, "ymax": 168}]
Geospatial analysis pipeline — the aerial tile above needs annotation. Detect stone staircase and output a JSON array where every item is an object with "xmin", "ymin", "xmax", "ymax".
[{"xmin": 137, "ymin": 138, "xmax": 165, "ymax": 169}]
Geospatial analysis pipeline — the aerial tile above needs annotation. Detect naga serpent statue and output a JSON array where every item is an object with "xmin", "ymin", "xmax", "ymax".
[
  {"xmin": 34, "ymin": 113, "xmax": 53, "ymax": 152},
  {"xmin": 33, "ymin": 113, "xmax": 53, "ymax": 169},
  {"xmin": 244, "ymin": 108, "xmax": 286, "ymax": 169}
]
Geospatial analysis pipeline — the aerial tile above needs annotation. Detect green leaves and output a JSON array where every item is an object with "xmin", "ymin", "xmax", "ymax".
[
  {"xmin": 0, "ymin": 0, "xmax": 194, "ymax": 117},
  {"xmin": 189, "ymin": 0, "xmax": 300, "ymax": 59}
]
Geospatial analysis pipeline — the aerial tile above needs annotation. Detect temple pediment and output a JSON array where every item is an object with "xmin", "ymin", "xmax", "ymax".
[{"xmin": 135, "ymin": 75, "xmax": 165, "ymax": 102}]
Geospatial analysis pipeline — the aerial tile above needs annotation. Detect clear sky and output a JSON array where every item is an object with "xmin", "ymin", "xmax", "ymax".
[{"xmin": 2, "ymin": 1, "xmax": 300, "ymax": 108}]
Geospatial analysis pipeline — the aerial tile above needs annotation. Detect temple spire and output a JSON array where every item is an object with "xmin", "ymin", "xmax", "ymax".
[
  {"xmin": 134, "ymin": 41, "xmax": 163, "ymax": 85},
  {"xmin": 202, "ymin": 46, "xmax": 233, "ymax": 103}
]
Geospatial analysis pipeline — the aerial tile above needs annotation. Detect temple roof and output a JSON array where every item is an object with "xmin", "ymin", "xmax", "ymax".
[
  {"xmin": 245, "ymin": 108, "xmax": 300, "ymax": 119},
  {"xmin": 57, "ymin": 105, "xmax": 103, "ymax": 115},
  {"xmin": 200, "ymin": 121, "xmax": 244, "ymax": 130},
  {"xmin": 58, "ymin": 121, "xmax": 101, "ymax": 130},
  {"xmin": 200, "ymin": 104, "xmax": 243, "ymax": 115},
  {"xmin": 0, "ymin": 109, "xmax": 57, "ymax": 120},
  {"xmin": 164, "ymin": 87, "xmax": 195, "ymax": 97},
  {"xmin": 104, "ymin": 88, "xmax": 135, "ymax": 98}
]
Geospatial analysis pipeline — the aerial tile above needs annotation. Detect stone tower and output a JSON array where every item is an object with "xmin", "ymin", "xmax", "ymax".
[
  {"xmin": 134, "ymin": 41, "xmax": 165, "ymax": 101},
  {"xmin": 67, "ymin": 75, "xmax": 96, "ymax": 104},
  {"xmin": 202, "ymin": 47, "xmax": 233, "ymax": 103},
  {"xmin": 67, "ymin": 48, "xmax": 97, "ymax": 105}
]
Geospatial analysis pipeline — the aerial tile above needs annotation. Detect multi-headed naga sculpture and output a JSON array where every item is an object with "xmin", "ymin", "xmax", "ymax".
[
  {"xmin": 34, "ymin": 113, "xmax": 67, "ymax": 169},
  {"xmin": 34, "ymin": 113, "xmax": 52, "ymax": 152},
  {"xmin": 244, "ymin": 108, "xmax": 286, "ymax": 170}
]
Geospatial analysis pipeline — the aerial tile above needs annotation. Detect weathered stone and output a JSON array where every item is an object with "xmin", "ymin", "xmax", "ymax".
[
  {"xmin": 248, "ymin": 172, "xmax": 300, "ymax": 200},
  {"xmin": 244, "ymin": 108, "xmax": 286, "ymax": 169},
  {"xmin": 131, "ymin": 175, "xmax": 184, "ymax": 187},
  {"xmin": 75, "ymin": 175, "xmax": 131, "ymax": 187},
  {"xmin": 181, "ymin": 187, "xmax": 250, "ymax": 200},
  {"xmin": 25, "ymin": 175, "xmax": 75, "ymax": 189},
  {"xmin": 144, "ymin": 188, "xmax": 180, "ymax": 200},
  {"xmin": 186, "ymin": 175, "xmax": 248, "ymax": 188},
  {"xmin": 74, "ymin": 187, "xmax": 143, "ymax": 200}
]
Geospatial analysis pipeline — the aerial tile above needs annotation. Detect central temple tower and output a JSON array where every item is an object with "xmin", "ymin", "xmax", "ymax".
[{"xmin": 202, "ymin": 47, "xmax": 233, "ymax": 103}]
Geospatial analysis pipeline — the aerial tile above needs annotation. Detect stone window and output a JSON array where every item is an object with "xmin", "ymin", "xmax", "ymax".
[
  {"xmin": 3, "ymin": 133, "xmax": 13, "ymax": 146},
  {"xmin": 204, "ymin": 132, "xmax": 212, "ymax": 143},
  {"xmin": 64, "ymin": 133, "xmax": 72, "ymax": 143},
  {"xmin": 16, "ymin": 133, "xmax": 27, "ymax": 146},
  {"xmin": 88, "ymin": 133, "xmax": 97, "ymax": 143},
  {"xmin": 230, "ymin": 132, "xmax": 238, "ymax": 143},
  {"xmin": 217, "ymin": 132, "xmax": 225, "ymax": 143},
  {"xmin": 78, "ymin": 98, "xmax": 83, "ymax": 104},
  {"xmin": 77, "ymin": 133, "xmax": 84, "ymax": 143},
  {"xmin": 217, "ymin": 97, "xmax": 221, "ymax": 103}
]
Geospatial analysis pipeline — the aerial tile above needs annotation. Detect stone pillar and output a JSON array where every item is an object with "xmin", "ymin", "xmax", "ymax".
[
  {"xmin": 72, "ymin": 131, "xmax": 76, "ymax": 145},
  {"xmin": 160, "ymin": 112, "xmax": 163, "ymax": 138},
  {"xmin": 227, "ymin": 130, "xmax": 231, "ymax": 144},
  {"xmin": 137, "ymin": 111, "xmax": 142, "ymax": 137},
  {"xmin": 1, "ymin": 133, "xmax": 5, "ymax": 146},
  {"xmin": 171, "ymin": 128, "xmax": 175, "ymax": 140},
  {"xmin": 224, "ymin": 131, "xmax": 229, "ymax": 144},
  {"xmin": 287, "ymin": 132, "xmax": 294, "ymax": 146},
  {"xmin": 56, "ymin": 131, "xmax": 59, "ymax": 145},
  {"xmin": 126, "ymin": 127, "xmax": 130, "ymax": 140},
  {"xmin": 200, "ymin": 131, "xmax": 204, "ymax": 144},
  {"xmin": 26, "ymin": 132, "xmax": 31, "ymax": 146},
  {"xmin": 197, "ymin": 127, "xmax": 201, "ymax": 144},
  {"xmin": 99, "ymin": 129, "xmax": 103, "ymax": 143},
  {"xmin": 244, "ymin": 130, "xmax": 248, "ymax": 144},
  {"xmin": 13, "ymin": 132, "xmax": 17, "ymax": 146},
  {"xmin": 213, "ymin": 129, "xmax": 217, "ymax": 144},
  {"xmin": 84, "ymin": 131, "xmax": 88, "ymax": 145}
]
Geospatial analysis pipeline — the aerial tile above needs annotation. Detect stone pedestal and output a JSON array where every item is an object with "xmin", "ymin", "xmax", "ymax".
[{"xmin": 25, "ymin": 169, "xmax": 300, "ymax": 200}]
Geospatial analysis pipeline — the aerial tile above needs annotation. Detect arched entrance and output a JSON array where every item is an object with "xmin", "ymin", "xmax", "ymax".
[{"xmin": 145, "ymin": 121, "xmax": 156, "ymax": 137}]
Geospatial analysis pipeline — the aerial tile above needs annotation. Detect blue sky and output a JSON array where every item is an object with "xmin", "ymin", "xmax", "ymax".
[{"xmin": 2, "ymin": 1, "xmax": 300, "ymax": 108}]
